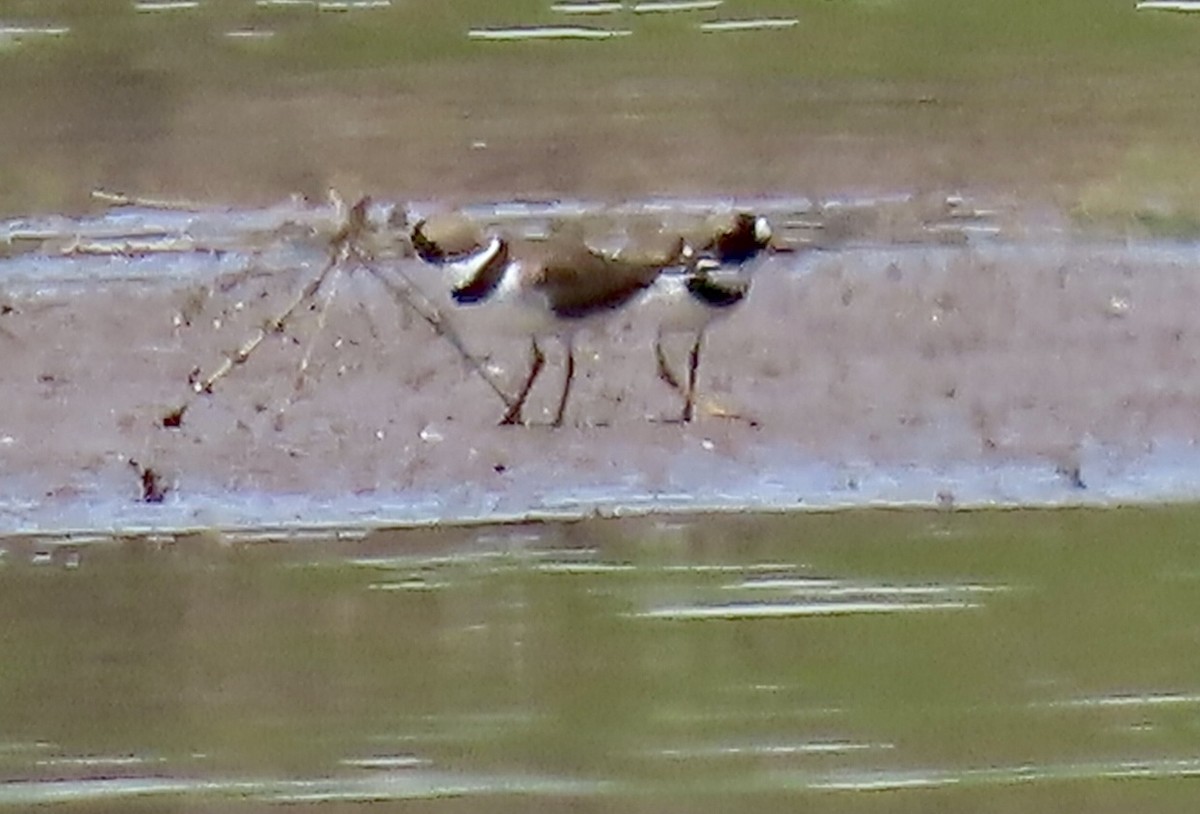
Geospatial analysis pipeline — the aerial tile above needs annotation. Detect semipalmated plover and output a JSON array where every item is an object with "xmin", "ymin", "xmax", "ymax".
[
  {"xmin": 411, "ymin": 214, "xmax": 685, "ymax": 426},
  {"xmin": 644, "ymin": 212, "xmax": 772, "ymax": 422}
]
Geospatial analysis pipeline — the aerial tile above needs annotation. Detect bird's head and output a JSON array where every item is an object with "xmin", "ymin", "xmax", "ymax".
[
  {"xmin": 410, "ymin": 212, "xmax": 487, "ymax": 265},
  {"xmin": 703, "ymin": 212, "xmax": 774, "ymax": 264}
]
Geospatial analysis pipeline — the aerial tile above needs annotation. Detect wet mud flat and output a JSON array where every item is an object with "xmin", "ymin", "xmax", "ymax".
[{"xmin": 2, "ymin": 194, "xmax": 1200, "ymax": 536}]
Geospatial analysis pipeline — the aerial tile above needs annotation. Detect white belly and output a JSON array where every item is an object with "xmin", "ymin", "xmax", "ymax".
[
  {"xmin": 638, "ymin": 273, "xmax": 741, "ymax": 334},
  {"xmin": 449, "ymin": 261, "xmax": 603, "ymax": 340}
]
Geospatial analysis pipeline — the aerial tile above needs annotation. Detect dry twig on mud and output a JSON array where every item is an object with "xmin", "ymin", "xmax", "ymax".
[
  {"xmin": 330, "ymin": 199, "xmax": 517, "ymax": 409},
  {"xmin": 162, "ymin": 196, "xmax": 515, "ymax": 428},
  {"xmin": 92, "ymin": 187, "xmax": 206, "ymax": 211}
]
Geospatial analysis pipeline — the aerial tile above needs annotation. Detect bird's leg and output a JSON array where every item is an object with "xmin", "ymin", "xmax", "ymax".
[
  {"xmin": 552, "ymin": 336, "xmax": 575, "ymax": 428},
  {"xmin": 681, "ymin": 330, "xmax": 705, "ymax": 423},
  {"xmin": 655, "ymin": 330, "xmax": 684, "ymax": 393},
  {"xmin": 500, "ymin": 337, "xmax": 545, "ymax": 426}
]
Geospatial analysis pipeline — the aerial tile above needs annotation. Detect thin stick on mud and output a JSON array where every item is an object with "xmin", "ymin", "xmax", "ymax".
[
  {"xmin": 162, "ymin": 197, "xmax": 515, "ymax": 427},
  {"xmin": 353, "ymin": 250, "xmax": 516, "ymax": 410},
  {"xmin": 92, "ymin": 187, "xmax": 206, "ymax": 211},
  {"xmin": 334, "ymin": 201, "xmax": 515, "ymax": 409},
  {"xmin": 196, "ymin": 249, "xmax": 343, "ymax": 397}
]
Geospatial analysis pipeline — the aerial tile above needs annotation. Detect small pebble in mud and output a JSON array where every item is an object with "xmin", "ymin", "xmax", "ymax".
[
  {"xmin": 1056, "ymin": 464, "xmax": 1087, "ymax": 490},
  {"xmin": 162, "ymin": 406, "xmax": 186, "ymax": 428},
  {"xmin": 1106, "ymin": 295, "xmax": 1131, "ymax": 318},
  {"xmin": 129, "ymin": 460, "xmax": 169, "ymax": 503}
]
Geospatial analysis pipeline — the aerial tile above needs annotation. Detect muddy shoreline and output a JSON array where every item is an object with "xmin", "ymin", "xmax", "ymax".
[{"xmin": 3, "ymin": 195, "xmax": 1200, "ymax": 536}]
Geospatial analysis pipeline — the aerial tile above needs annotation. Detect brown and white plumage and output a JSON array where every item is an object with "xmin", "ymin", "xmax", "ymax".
[
  {"xmin": 641, "ymin": 211, "xmax": 773, "ymax": 422},
  {"xmin": 411, "ymin": 214, "xmax": 685, "ymax": 426}
]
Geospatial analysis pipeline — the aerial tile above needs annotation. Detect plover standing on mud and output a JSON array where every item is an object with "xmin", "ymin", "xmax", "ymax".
[
  {"xmin": 644, "ymin": 212, "xmax": 773, "ymax": 423},
  {"xmin": 411, "ymin": 214, "xmax": 685, "ymax": 426}
]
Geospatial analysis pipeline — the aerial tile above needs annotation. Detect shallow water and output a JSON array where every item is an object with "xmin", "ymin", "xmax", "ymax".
[
  {"xmin": 3, "ymin": 0, "xmax": 1200, "ymax": 223},
  {"xmin": 3, "ymin": 507, "xmax": 1200, "ymax": 811}
]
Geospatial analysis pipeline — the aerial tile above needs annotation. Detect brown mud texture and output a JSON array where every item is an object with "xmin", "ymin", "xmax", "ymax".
[{"xmin": 2, "ymin": 200, "xmax": 1198, "ymax": 518}]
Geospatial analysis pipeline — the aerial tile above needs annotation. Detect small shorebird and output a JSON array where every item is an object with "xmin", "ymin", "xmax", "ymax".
[
  {"xmin": 645, "ymin": 212, "xmax": 772, "ymax": 423},
  {"xmin": 411, "ymin": 213, "xmax": 685, "ymax": 426}
]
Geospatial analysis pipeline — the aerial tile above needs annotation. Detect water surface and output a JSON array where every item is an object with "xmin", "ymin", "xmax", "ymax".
[
  {"xmin": 3, "ymin": 507, "xmax": 1200, "ymax": 811},
  {"xmin": 3, "ymin": 0, "xmax": 1200, "ymax": 226}
]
